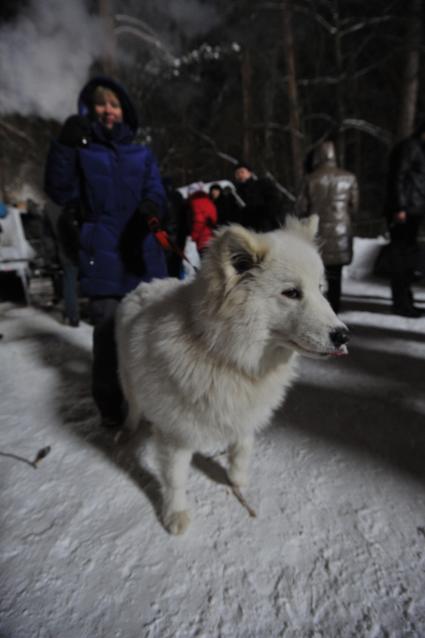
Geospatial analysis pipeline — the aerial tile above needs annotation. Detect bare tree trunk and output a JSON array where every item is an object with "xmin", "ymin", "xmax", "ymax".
[
  {"xmin": 264, "ymin": 47, "xmax": 279, "ymax": 171},
  {"xmin": 282, "ymin": 0, "xmax": 303, "ymax": 188},
  {"xmin": 397, "ymin": 0, "xmax": 422, "ymax": 140},
  {"xmin": 0, "ymin": 144, "xmax": 5, "ymax": 200},
  {"xmin": 333, "ymin": 0, "xmax": 346, "ymax": 167},
  {"xmin": 98, "ymin": 0, "xmax": 117, "ymax": 76},
  {"xmin": 241, "ymin": 49, "xmax": 253, "ymax": 163}
]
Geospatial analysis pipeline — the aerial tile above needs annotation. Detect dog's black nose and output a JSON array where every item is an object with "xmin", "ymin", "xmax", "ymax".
[{"xmin": 330, "ymin": 328, "xmax": 350, "ymax": 347}]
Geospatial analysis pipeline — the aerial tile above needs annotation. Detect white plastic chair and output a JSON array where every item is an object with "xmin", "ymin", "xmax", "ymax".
[{"xmin": 0, "ymin": 206, "xmax": 35, "ymax": 304}]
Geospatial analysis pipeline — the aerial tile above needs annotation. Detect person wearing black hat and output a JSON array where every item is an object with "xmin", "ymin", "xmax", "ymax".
[
  {"xmin": 208, "ymin": 183, "xmax": 240, "ymax": 227},
  {"xmin": 384, "ymin": 122, "xmax": 425, "ymax": 317},
  {"xmin": 233, "ymin": 162, "xmax": 283, "ymax": 232}
]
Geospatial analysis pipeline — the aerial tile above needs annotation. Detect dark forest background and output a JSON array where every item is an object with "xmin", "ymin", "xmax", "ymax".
[{"xmin": 0, "ymin": 0, "xmax": 424, "ymax": 235}]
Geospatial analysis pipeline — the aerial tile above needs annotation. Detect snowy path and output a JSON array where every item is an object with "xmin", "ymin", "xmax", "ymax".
[{"xmin": 1, "ymin": 277, "xmax": 425, "ymax": 638}]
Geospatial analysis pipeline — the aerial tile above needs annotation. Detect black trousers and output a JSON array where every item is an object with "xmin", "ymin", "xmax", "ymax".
[
  {"xmin": 389, "ymin": 216, "xmax": 421, "ymax": 308},
  {"xmin": 325, "ymin": 264, "xmax": 343, "ymax": 313},
  {"xmin": 89, "ymin": 297, "xmax": 124, "ymax": 422}
]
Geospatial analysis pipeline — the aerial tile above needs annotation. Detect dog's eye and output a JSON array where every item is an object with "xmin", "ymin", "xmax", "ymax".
[
  {"xmin": 232, "ymin": 253, "xmax": 254, "ymax": 274},
  {"xmin": 282, "ymin": 288, "xmax": 302, "ymax": 299}
]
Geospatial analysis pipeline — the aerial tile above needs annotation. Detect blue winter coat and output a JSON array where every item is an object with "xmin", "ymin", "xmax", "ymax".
[{"xmin": 44, "ymin": 76, "xmax": 167, "ymax": 297}]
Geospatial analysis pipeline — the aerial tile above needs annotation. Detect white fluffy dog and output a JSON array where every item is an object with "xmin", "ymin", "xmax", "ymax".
[{"xmin": 116, "ymin": 216, "xmax": 349, "ymax": 534}]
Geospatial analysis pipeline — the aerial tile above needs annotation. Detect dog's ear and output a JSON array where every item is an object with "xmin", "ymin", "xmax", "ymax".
[
  {"xmin": 285, "ymin": 214, "xmax": 319, "ymax": 242},
  {"xmin": 216, "ymin": 225, "xmax": 266, "ymax": 275}
]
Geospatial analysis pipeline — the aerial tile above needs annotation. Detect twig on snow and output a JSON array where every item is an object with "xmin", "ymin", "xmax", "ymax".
[
  {"xmin": 32, "ymin": 446, "xmax": 51, "ymax": 467},
  {"xmin": 0, "ymin": 445, "xmax": 51, "ymax": 469}
]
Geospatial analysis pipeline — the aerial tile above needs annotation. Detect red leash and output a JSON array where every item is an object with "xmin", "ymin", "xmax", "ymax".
[{"xmin": 153, "ymin": 228, "xmax": 199, "ymax": 272}]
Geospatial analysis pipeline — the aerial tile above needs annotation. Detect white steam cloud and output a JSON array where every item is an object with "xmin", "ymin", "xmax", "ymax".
[
  {"xmin": 0, "ymin": 0, "xmax": 104, "ymax": 120},
  {"xmin": 0, "ymin": 0, "xmax": 220, "ymax": 121}
]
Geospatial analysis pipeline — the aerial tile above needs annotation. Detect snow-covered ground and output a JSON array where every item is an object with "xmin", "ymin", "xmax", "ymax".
[{"xmin": 1, "ymin": 273, "xmax": 425, "ymax": 638}]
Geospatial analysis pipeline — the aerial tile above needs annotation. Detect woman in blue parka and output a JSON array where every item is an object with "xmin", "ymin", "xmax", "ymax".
[{"xmin": 45, "ymin": 76, "xmax": 167, "ymax": 427}]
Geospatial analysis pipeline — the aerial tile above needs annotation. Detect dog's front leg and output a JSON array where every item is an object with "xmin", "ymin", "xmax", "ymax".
[
  {"xmin": 157, "ymin": 442, "xmax": 192, "ymax": 535},
  {"xmin": 228, "ymin": 434, "xmax": 254, "ymax": 488}
]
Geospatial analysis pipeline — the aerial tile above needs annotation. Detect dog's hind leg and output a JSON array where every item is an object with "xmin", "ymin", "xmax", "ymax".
[
  {"xmin": 157, "ymin": 440, "xmax": 192, "ymax": 535},
  {"xmin": 124, "ymin": 401, "xmax": 142, "ymax": 432},
  {"xmin": 227, "ymin": 434, "xmax": 254, "ymax": 488}
]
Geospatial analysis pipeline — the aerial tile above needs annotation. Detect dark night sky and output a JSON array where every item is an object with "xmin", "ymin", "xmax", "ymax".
[{"xmin": 0, "ymin": 0, "xmax": 28, "ymax": 23}]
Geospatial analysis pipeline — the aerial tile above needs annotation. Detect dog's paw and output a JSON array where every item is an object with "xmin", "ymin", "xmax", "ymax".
[{"xmin": 163, "ymin": 510, "xmax": 191, "ymax": 535}]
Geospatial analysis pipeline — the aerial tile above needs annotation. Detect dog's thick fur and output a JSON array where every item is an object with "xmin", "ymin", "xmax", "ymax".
[{"xmin": 116, "ymin": 216, "xmax": 348, "ymax": 534}]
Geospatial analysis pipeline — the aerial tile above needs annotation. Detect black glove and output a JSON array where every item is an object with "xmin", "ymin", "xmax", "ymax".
[
  {"xmin": 58, "ymin": 115, "xmax": 91, "ymax": 148},
  {"xmin": 138, "ymin": 200, "xmax": 161, "ymax": 232},
  {"xmin": 147, "ymin": 215, "xmax": 161, "ymax": 233}
]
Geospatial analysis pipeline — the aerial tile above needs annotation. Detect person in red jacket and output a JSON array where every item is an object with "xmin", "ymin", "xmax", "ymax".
[{"xmin": 187, "ymin": 182, "xmax": 218, "ymax": 255}]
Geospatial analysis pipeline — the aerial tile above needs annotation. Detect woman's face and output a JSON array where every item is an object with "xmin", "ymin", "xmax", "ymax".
[{"xmin": 93, "ymin": 91, "xmax": 123, "ymax": 129}]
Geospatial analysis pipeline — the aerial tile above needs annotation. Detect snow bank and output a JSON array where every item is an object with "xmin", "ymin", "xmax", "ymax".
[{"xmin": 344, "ymin": 236, "xmax": 389, "ymax": 280}]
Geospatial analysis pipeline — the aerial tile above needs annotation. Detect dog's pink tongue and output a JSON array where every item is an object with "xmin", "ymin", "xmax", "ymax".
[{"xmin": 331, "ymin": 344, "xmax": 348, "ymax": 357}]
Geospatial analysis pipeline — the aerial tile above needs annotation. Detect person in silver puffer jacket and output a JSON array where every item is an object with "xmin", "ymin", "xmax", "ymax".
[{"xmin": 297, "ymin": 141, "xmax": 359, "ymax": 312}]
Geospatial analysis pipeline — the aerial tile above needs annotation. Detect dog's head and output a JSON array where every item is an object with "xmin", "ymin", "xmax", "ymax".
[{"xmin": 197, "ymin": 216, "xmax": 349, "ymax": 361}]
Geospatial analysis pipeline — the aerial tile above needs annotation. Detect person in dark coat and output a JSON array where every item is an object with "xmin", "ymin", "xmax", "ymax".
[
  {"xmin": 384, "ymin": 123, "xmax": 425, "ymax": 317},
  {"xmin": 298, "ymin": 141, "xmax": 359, "ymax": 313},
  {"xmin": 162, "ymin": 176, "xmax": 190, "ymax": 278},
  {"xmin": 233, "ymin": 162, "xmax": 283, "ymax": 232},
  {"xmin": 44, "ymin": 76, "xmax": 167, "ymax": 427},
  {"xmin": 209, "ymin": 183, "xmax": 240, "ymax": 227}
]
